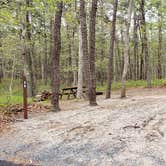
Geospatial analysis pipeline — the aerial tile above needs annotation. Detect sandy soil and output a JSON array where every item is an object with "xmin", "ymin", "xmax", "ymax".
[{"xmin": 1, "ymin": 87, "xmax": 166, "ymax": 166}]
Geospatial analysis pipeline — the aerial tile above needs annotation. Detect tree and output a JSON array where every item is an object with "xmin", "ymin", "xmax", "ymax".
[
  {"xmin": 133, "ymin": 1, "xmax": 139, "ymax": 81},
  {"xmin": 121, "ymin": 0, "xmax": 134, "ymax": 98},
  {"xmin": 51, "ymin": 1, "xmax": 63, "ymax": 112},
  {"xmin": 79, "ymin": 0, "xmax": 98, "ymax": 105},
  {"xmin": 89, "ymin": 0, "xmax": 98, "ymax": 105},
  {"xmin": 140, "ymin": 0, "xmax": 151, "ymax": 87},
  {"xmin": 77, "ymin": 25, "xmax": 84, "ymax": 98},
  {"xmin": 25, "ymin": 0, "xmax": 36, "ymax": 97},
  {"xmin": 157, "ymin": 5, "xmax": 163, "ymax": 79},
  {"xmin": 0, "ymin": 33, "xmax": 3, "ymax": 83},
  {"xmin": 79, "ymin": 0, "xmax": 91, "ymax": 99},
  {"xmin": 106, "ymin": 0, "xmax": 118, "ymax": 99},
  {"xmin": 66, "ymin": 24, "xmax": 73, "ymax": 86}
]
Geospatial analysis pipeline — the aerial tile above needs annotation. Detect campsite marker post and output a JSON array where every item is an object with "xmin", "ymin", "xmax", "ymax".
[{"xmin": 23, "ymin": 73, "xmax": 28, "ymax": 119}]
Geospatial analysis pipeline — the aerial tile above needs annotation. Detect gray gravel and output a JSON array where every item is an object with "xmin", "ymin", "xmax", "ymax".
[{"xmin": 1, "ymin": 88, "xmax": 166, "ymax": 166}]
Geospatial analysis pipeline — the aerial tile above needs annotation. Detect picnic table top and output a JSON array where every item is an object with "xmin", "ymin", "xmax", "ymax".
[
  {"xmin": 62, "ymin": 86, "xmax": 86, "ymax": 91},
  {"xmin": 62, "ymin": 86, "xmax": 77, "ymax": 91}
]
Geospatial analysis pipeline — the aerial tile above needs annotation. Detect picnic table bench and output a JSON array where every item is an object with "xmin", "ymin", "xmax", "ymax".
[{"xmin": 59, "ymin": 86, "xmax": 103, "ymax": 99}]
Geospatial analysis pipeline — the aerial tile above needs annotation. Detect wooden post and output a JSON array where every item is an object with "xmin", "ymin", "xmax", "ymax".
[{"xmin": 23, "ymin": 73, "xmax": 28, "ymax": 119}]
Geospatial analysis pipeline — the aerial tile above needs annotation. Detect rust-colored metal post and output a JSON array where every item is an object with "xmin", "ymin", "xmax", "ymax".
[{"xmin": 23, "ymin": 73, "xmax": 28, "ymax": 119}]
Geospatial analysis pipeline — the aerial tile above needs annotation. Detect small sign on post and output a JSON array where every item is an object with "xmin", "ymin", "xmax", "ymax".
[{"xmin": 23, "ymin": 72, "xmax": 28, "ymax": 119}]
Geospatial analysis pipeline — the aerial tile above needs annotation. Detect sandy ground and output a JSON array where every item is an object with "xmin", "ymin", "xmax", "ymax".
[{"xmin": 1, "ymin": 87, "xmax": 166, "ymax": 166}]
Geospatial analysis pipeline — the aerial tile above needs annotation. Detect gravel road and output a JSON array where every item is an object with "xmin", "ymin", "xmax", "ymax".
[{"xmin": 1, "ymin": 88, "xmax": 166, "ymax": 166}]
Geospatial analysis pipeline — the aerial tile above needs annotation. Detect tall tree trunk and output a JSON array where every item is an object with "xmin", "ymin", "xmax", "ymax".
[
  {"xmin": 128, "ymin": 51, "xmax": 132, "ymax": 79},
  {"xmin": 0, "ymin": 59, "xmax": 2, "ymax": 83},
  {"xmin": 66, "ymin": 25, "xmax": 73, "ymax": 86},
  {"xmin": 25, "ymin": 0, "xmax": 36, "ymax": 97},
  {"xmin": 99, "ymin": 35, "xmax": 105, "ymax": 86},
  {"xmin": 140, "ymin": 0, "xmax": 151, "ymax": 87},
  {"xmin": 114, "ymin": 47, "xmax": 118, "ymax": 81},
  {"xmin": 43, "ymin": 19, "xmax": 48, "ymax": 85},
  {"xmin": 51, "ymin": 1, "xmax": 63, "ymax": 112},
  {"xmin": 0, "ymin": 33, "xmax": 3, "ymax": 83},
  {"xmin": 133, "ymin": 5, "xmax": 138, "ymax": 81},
  {"xmin": 9, "ymin": 56, "xmax": 16, "ymax": 96},
  {"xmin": 138, "ymin": 23, "xmax": 144, "ymax": 80},
  {"xmin": 89, "ymin": 0, "xmax": 98, "ymax": 105},
  {"xmin": 106, "ymin": 0, "xmax": 118, "ymax": 99},
  {"xmin": 49, "ymin": 18, "xmax": 54, "ymax": 81},
  {"xmin": 98, "ymin": 2, "xmax": 105, "ymax": 86},
  {"xmin": 120, "ymin": 26, "xmax": 124, "ymax": 77},
  {"xmin": 157, "ymin": 14, "xmax": 162, "ymax": 79},
  {"xmin": 121, "ymin": 0, "xmax": 133, "ymax": 98},
  {"xmin": 116, "ymin": 36, "xmax": 122, "ymax": 80},
  {"xmin": 79, "ymin": 0, "xmax": 91, "ymax": 99},
  {"xmin": 77, "ymin": 26, "xmax": 84, "ymax": 98},
  {"xmin": 71, "ymin": 29, "xmax": 78, "ymax": 86}
]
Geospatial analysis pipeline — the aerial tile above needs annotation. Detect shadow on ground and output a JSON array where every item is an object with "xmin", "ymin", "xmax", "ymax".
[{"xmin": 0, "ymin": 160, "xmax": 37, "ymax": 166}]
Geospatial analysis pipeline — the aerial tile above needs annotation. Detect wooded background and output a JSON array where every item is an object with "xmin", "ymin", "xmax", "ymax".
[{"xmin": 0, "ymin": 0, "xmax": 166, "ymax": 108}]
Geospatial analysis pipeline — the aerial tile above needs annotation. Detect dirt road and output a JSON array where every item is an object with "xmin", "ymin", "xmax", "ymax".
[{"xmin": 1, "ymin": 88, "xmax": 166, "ymax": 166}]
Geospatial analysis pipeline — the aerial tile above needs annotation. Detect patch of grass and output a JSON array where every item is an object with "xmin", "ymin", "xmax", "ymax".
[
  {"xmin": 0, "ymin": 95, "xmax": 33, "ymax": 105},
  {"xmin": 0, "ymin": 79, "xmax": 166, "ymax": 105},
  {"xmin": 97, "ymin": 79, "xmax": 166, "ymax": 92},
  {"xmin": 0, "ymin": 79, "xmax": 32, "ymax": 105},
  {"xmin": 151, "ymin": 79, "xmax": 166, "ymax": 86}
]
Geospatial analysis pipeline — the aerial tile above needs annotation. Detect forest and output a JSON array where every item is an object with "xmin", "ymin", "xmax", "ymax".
[{"xmin": 1, "ymin": 0, "xmax": 166, "ymax": 165}]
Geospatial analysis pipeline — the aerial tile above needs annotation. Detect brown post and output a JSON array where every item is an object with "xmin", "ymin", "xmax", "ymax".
[{"xmin": 23, "ymin": 72, "xmax": 28, "ymax": 119}]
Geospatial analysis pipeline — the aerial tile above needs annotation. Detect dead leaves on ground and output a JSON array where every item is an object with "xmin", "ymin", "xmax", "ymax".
[{"xmin": 0, "ymin": 103, "xmax": 51, "ymax": 134}]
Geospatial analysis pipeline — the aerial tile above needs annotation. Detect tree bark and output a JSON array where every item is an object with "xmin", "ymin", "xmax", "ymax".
[
  {"xmin": 133, "ymin": 5, "xmax": 138, "ymax": 81},
  {"xmin": 121, "ymin": 0, "xmax": 133, "ymax": 98},
  {"xmin": 66, "ymin": 25, "xmax": 73, "ymax": 86},
  {"xmin": 0, "ymin": 33, "xmax": 3, "ymax": 83},
  {"xmin": 77, "ymin": 25, "xmax": 84, "ymax": 98},
  {"xmin": 106, "ymin": 0, "xmax": 118, "ymax": 99},
  {"xmin": 51, "ymin": 1, "xmax": 63, "ymax": 112},
  {"xmin": 25, "ymin": 0, "xmax": 36, "ymax": 97},
  {"xmin": 79, "ymin": 0, "xmax": 91, "ymax": 99},
  {"xmin": 157, "ymin": 13, "xmax": 162, "ymax": 79},
  {"xmin": 140, "ymin": 0, "xmax": 151, "ymax": 87},
  {"xmin": 43, "ymin": 18, "xmax": 48, "ymax": 85},
  {"xmin": 89, "ymin": 0, "xmax": 98, "ymax": 105}
]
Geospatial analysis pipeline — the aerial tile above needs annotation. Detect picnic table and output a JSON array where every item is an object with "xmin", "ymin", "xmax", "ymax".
[
  {"xmin": 59, "ymin": 86, "xmax": 85, "ymax": 99},
  {"xmin": 59, "ymin": 86, "xmax": 103, "ymax": 99}
]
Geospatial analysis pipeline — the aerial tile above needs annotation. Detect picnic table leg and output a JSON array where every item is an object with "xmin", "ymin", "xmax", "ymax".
[
  {"xmin": 73, "ymin": 92, "xmax": 76, "ymax": 98},
  {"xmin": 67, "ymin": 93, "xmax": 70, "ymax": 99},
  {"xmin": 71, "ymin": 89, "xmax": 77, "ymax": 98}
]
